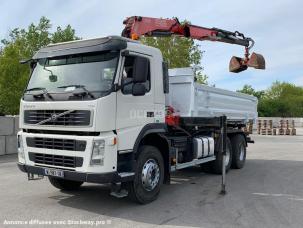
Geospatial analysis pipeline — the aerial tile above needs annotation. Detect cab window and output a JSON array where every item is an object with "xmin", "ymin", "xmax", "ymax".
[{"xmin": 121, "ymin": 55, "xmax": 150, "ymax": 95}]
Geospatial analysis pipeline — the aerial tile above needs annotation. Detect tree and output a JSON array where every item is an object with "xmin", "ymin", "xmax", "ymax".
[
  {"xmin": 0, "ymin": 17, "xmax": 79, "ymax": 115},
  {"xmin": 238, "ymin": 82, "xmax": 303, "ymax": 117},
  {"xmin": 52, "ymin": 25, "xmax": 79, "ymax": 43},
  {"xmin": 237, "ymin": 84, "xmax": 265, "ymax": 99},
  {"xmin": 141, "ymin": 34, "xmax": 208, "ymax": 84},
  {"xmin": 259, "ymin": 81, "xmax": 303, "ymax": 117}
]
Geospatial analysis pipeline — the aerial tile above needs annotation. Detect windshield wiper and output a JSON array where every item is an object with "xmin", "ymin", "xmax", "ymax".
[
  {"xmin": 57, "ymin": 85, "xmax": 95, "ymax": 99},
  {"xmin": 24, "ymin": 87, "xmax": 53, "ymax": 100}
]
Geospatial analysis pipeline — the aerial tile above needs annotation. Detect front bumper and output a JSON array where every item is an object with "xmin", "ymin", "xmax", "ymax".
[
  {"xmin": 17, "ymin": 163, "xmax": 134, "ymax": 184},
  {"xmin": 17, "ymin": 130, "xmax": 118, "ymax": 174}
]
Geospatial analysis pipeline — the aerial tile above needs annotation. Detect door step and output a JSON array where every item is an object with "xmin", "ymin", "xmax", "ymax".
[{"xmin": 110, "ymin": 183, "xmax": 128, "ymax": 198}]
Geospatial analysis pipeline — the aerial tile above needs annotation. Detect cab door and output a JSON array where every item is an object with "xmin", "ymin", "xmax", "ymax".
[{"xmin": 116, "ymin": 52, "xmax": 155, "ymax": 151}]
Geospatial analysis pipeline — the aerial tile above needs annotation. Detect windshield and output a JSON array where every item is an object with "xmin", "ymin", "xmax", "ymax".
[{"xmin": 25, "ymin": 51, "xmax": 119, "ymax": 100}]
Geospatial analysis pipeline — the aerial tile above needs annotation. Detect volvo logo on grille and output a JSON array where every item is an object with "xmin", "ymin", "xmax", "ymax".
[
  {"xmin": 51, "ymin": 114, "xmax": 58, "ymax": 121},
  {"xmin": 35, "ymin": 110, "xmax": 75, "ymax": 125}
]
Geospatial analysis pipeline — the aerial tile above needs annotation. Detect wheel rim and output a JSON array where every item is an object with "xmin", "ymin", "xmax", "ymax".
[
  {"xmin": 225, "ymin": 146, "xmax": 231, "ymax": 166},
  {"xmin": 239, "ymin": 144, "xmax": 245, "ymax": 161},
  {"xmin": 141, "ymin": 158, "xmax": 160, "ymax": 191}
]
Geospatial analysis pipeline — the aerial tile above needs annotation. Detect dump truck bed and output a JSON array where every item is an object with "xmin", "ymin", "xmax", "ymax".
[{"xmin": 165, "ymin": 68, "xmax": 258, "ymax": 124}]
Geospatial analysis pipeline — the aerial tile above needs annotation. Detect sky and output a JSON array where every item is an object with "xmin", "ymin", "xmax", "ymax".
[{"xmin": 1, "ymin": 0, "xmax": 302, "ymax": 91}]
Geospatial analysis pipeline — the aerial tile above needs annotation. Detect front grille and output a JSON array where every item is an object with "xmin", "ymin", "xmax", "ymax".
[
  {"xmin": 24, "ymin": 110, "xmax": 91, "ymax": 126},
  {"xmin": 29, "ymin": 152, "xmax": 83, "ymax": 168},
  {"xmin": 26, "ymin": 137, "xmax": 86, "ymax": 151}
]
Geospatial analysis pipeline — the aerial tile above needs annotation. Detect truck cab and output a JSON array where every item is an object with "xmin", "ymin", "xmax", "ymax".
[{"xmin": 18, "ymin": 36, "xmax": 252, "ymax": 204}]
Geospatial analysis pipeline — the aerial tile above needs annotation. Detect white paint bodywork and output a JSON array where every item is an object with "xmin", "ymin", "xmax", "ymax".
[
  {"xmin": 18, "ymin": 40, "xmax": 165, "ymax": 173},
  {"xmin": 115, "ymin": 42, "xmax": 164, "ymax": 151},
  {"xmin": 166, "ymin": 68, "xmax": 258, "ymax": 123}
]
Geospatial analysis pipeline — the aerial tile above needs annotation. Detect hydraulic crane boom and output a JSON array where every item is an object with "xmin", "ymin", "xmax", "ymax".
[{"xmin": 122, "ymin": 16, "xmax": 265, "ymax": 73}]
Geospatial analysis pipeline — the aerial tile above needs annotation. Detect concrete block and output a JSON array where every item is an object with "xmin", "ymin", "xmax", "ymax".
[
  {"xmin": 0, "ymin": 116, "xmax": 14, "ymax": 136},
  {"xmin": 0, "ymin": 136, "xmax": 5, "ymax": 156},
  {"xmin": 14, "ymin": 116, "xmax": 20, "ymax": 134},
  {"xmin": 5, "ymin": 136, "xmax": 17, "ymax": 154}
]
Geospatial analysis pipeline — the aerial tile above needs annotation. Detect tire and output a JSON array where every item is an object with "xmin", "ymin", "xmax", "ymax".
[
  {"xmin": 48, "ymin": 177, "xmax": 83, "ymax": 191},
  {"xmin": 203, "ymin": 137, "xmax": 233, "ymax": 174},
  {"xmin": 127, "ymin": 145, "xmax": 164, "ymax": 204},
  {"xmin": 230, "ymin": 134, "xmax": 246, "ymax": 169}
]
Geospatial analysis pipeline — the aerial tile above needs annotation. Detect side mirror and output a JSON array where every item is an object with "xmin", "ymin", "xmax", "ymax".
[
  {"xmin": 133, "ymin": 56, "xmax": 149, "ymax": 83},
  {"xmin": 121, "ymin": 78, "xmax": 133, "ymax": 94},
  {"xmin": 49, "ymin": 75, "xmax": 57, "ymax": 82},
  {"xmin": 132, "ymin": 83, "xmax": 146, "ymax": 96}
]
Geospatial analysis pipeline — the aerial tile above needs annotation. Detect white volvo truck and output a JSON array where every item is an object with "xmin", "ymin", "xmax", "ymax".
[
  {"xmin": 17, "ymin": 35, "xmax": 259, "ymax": 204},
  {"xmin": 17, "ymin": 14, "xmax": 265, "ymax": 204}
]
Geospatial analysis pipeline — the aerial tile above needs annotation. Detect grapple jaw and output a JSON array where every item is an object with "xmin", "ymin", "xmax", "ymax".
[
  {"xmin": 229, "ymin": 56, "xmax": 248, "ymax": 73},
  {"xmin": 247, "ymin": 52, "xmax": 265, "ymax": 69},
  {"xmin": 229, "ymin": 52, "xmax": 266, "ymax": 73}
]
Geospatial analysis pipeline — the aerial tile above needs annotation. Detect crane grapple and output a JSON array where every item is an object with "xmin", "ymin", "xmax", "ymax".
[{"xmin": 122, "ymin": 16, "xmax": 265, "ymax": 73}]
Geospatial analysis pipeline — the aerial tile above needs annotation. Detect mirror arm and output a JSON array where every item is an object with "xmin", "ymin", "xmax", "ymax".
[
  {"xmin": 19, "ymin": 59, "xmax": 33, "ymax": 64},
  {"xmin": 121, "ymin": 50, "xmax": 130, "ymax": 57}
]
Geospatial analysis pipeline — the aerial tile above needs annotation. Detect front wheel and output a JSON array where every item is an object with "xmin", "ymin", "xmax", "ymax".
[
  {"xmin": 48, "ymin": 177, "xmax": 83, "ymax": 191},
  {"xmin": 127, "ymin": 145, "xmax": 164, "ymax": 204}
]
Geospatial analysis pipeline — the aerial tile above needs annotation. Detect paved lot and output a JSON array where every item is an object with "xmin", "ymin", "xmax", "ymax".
[{"xmin": 0, "ymin": 135, "xmax": 302, "ymax": 228}]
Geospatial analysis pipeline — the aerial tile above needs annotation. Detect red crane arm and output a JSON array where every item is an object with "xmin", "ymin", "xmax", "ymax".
[
  {"xmin": 122, "ymin": 16, "xmax": 252, "ymax": 47},
  {"xmin": 121, "ymin": 16, "xmax": 265, "ymax": 73}
]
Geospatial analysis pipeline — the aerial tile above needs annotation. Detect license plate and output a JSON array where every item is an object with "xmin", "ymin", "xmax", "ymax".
[{"xmin": 44, "ymin": 168, "xmax": 64, "ymax": 178}]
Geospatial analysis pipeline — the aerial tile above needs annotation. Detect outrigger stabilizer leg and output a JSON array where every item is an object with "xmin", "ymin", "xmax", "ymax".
[{"xmin": 220, "ymin": 115, "xmax": 227, "ymax": 195}]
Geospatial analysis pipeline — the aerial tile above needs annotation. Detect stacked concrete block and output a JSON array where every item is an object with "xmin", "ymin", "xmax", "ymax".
[
  {"xmin": 14, "ymin": 116, "xmax": 19, "ymax": 135},
  {"xmin": 5, "ymin": 136, "xmax": 18, "ymax": 154},
  {"xmin": 0, "ymin": 136, "xmax": 5, "ymax": 155},
  {"xmin": 0, "ymin": 116, "xmax": 19, "ymax": 155},
  {"xmin": 0, "ymin": 116, "xmax": 14, "ymax": 135}
]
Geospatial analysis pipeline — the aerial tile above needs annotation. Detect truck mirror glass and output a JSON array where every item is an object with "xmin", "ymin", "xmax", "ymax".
[
  {"xmin": 132, "ymin": 83, "xmax": 146, "ymax": 96},
  {"xmin": 133, "ymin": 56, "xmax": 148, "ymax": 83}
]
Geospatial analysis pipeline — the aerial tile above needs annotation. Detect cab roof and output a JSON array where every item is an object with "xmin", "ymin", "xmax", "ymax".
[{"xmin": 32, "ymin": 36, "xmax": 137, "ymax": 59}]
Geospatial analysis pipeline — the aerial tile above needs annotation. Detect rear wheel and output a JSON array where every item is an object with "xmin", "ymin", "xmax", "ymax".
[
  {"xmin": 127, "ymin": 145, "xmax": 164, "ymax": 204},
  {"xmin": 231, "ymin": 134, "xmax": 246, "ymax": 169},
  {"xmin": 202, "ymin": 137, "xmax": 232, "ymax": 174},
  {"xmin": 48, "ymin": 177, "xmax": 83, "ymax": 191}
]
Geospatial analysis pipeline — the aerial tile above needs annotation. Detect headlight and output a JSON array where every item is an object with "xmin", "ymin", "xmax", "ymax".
[
  {"xmin": 90, "ymin": 140, "xmax": 105, "ymax": 166},
  {"xmin": 17, "ymin": 135, "xmax": 25, "ymax": 162}
]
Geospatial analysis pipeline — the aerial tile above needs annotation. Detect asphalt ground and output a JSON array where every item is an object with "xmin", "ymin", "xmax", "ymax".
[{"xmin": 0, "ymin": 134, "xmax": 302, "ymax": 228}]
